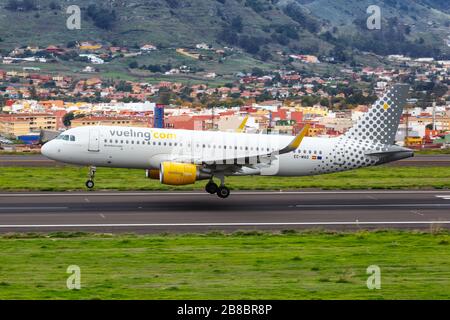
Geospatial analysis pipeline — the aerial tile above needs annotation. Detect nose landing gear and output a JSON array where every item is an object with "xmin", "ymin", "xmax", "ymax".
[{"xmin": 86, "ymin": 166, "xmax": 96, "ymax": 189}]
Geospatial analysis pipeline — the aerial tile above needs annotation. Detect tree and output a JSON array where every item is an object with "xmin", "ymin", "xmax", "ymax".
[
  {"xmin": 5, "ymin": 0, "xmax": 19, "ymax": 10},
  {"xmin": 217, "ymin": 28, "xmax": 238, "ymax": 45},
  {"xmin": 66, "ymin": 41, "xmax": 77, "ymax": 48},
  {"xmin": 128, "ymin": 61, "xmax": 139, "ymax": 69},
  {"xmin": 22, "ymin": 0, "xmax": 36, "ymax": 11},
  {"xmin": 49, "ymin": 1, "xmax": 61, "ymax": 10},
  {"xmin": 231, "ymin": 16, "xmax": 243, "ymax": 33},
  {"xmin": 157, "ymin": 90, "xmax": 172, "ymax": 105},
  {"xmin": 86, "ymin": 5, "xmax": 117, "ymax": 30},
  {"xmin": 63, "ymin": 112, "xmax": 75, "ymax": 127},
  {"xmin": 117, "ymin": 81, "xmax": 132, "ymax": 92}
]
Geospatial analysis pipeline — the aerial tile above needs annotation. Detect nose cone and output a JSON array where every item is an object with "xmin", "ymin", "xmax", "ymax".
[{"xmin": 41, "ymin": 141, "xmax": 57, "ymax": 160}]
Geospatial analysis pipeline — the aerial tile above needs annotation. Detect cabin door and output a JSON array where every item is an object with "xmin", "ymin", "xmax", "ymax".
[{"xmin": 88, "ymin": 128, "xmax": 100, "ymax": 152}]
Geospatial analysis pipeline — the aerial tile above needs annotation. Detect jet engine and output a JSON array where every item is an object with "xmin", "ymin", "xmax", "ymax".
[{"xmin": 159, "ymin": 162, "xmax": 211, "ymax": 185}]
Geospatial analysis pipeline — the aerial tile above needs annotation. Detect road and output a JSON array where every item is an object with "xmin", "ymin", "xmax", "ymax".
[
  {"xmin": 0, "ymin": 190, "xmax": 449, "ymax": 233},
  {"xmin": 0, "ymin": 154, "xmax": 449, "ymax": 167}
]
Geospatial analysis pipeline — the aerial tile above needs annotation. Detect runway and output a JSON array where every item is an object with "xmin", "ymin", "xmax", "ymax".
[
  {"xmin": 1, "ymin": 154, "xmax": 449, "ymax": 167},
  {"xmin": 0, "ymin": 190, "xmax": 450, "ymax": 233}
]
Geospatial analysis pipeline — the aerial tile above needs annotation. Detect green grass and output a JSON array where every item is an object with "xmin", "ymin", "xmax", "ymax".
[
  {"xmin": 0, "ymin": 166, "xmax": 450, "ymax": 191},
  {"xmin": 416, "ymin": 149, "xmax": 450, "ymax": 155},
  {"xmin": 0, "ymin": 230, "xmax": 449, "ymax": 299}
]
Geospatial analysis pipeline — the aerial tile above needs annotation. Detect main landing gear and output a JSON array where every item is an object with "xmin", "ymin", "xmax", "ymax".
[
  {"xmin": 205, "ymin": 177, "xmax": 230, "ymax": 199},
  {"xmin": 85, "ymin": 166, "xmax": 96, "ymax": 189}
]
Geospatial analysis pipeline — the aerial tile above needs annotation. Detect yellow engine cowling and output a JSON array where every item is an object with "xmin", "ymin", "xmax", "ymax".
[
  {"xmin": 146, "ymin": 169, "xmax": 160, "ymax": 180},
  {"xmin": 160, "ymin": 162, "xmax": 210, "ymax": 186}
]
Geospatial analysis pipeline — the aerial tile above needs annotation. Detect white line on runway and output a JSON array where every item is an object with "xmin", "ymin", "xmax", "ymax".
[
  {"xmin": 0, "ymin": 221, "xmax": 450, "ymax": 228},
  {"xmin": 295, "ymin": 204, "xmax": 450, "ymax": 208},
  {"xmin": 0, "ymin": 207, "xmax": 68, "ymax": 210},
  {"xmin": 0, "ymin": 190, "xmax": 450, "ymax": 197}
]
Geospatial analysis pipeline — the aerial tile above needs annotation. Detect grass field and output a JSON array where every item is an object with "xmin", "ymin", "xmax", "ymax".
[
  {"xmin": 0, "ymin": 165, "xmax": 450, "ymax": 191},
  {"xmin": 0, "ymin": 230, "xmax": 449, "ymax": 299}
]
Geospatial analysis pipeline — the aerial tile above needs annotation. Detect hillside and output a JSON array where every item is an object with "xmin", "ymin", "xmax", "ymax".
[{"xmin": 0, "ymin": 0, "xmax": 448, "ymax": 62}]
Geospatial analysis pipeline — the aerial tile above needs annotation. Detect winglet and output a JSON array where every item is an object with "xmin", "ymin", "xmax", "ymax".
[
  {"xmin": 236, "ymin": 116, "xmax": 249, "ymax": 133},
  {"xmin": 277, "ymin": 124, "xmax": 310, "ymax": 155}
]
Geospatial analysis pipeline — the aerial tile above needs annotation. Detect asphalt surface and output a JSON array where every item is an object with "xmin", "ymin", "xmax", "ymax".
[
  {"xmin": 0, "ymin": 154, "xmax": 449, "ymax": 167},
  {"xmin": 0, "ymin": 191, "xmax": 449, "ymax": 233}
]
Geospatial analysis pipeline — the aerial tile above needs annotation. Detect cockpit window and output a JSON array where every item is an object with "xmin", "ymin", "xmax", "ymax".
[{"xmin": 55, "ymin": 134, "xmax": 75, "ymax": 141}]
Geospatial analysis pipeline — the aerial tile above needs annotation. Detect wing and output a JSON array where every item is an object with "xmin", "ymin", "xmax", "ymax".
[
  {"xmin": 236, "ymin": 116, "xmax": 249, "ymax": 133},
  {"xmin": 171, "ymin": 124, "xmax": 310, "ymax": 169}
]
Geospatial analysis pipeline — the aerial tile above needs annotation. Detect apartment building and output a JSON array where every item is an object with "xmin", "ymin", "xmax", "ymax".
[{"xmin": 0, "ymin": 113, "xmax": 57, "ymax": 138}]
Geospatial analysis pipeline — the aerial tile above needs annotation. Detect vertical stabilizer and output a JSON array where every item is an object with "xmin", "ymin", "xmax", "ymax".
[{"xmin": 344, "ymin": 84, "xmax": 409, "ymax": 145}]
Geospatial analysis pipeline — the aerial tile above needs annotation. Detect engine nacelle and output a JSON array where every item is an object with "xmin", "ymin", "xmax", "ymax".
[
  {"xmin": 146, "ymin": 169, "xmax": 160, "ymax": 180},
  {"xmin": 159, "ymin": 162, "xmax": 210, "ymax": 185}
]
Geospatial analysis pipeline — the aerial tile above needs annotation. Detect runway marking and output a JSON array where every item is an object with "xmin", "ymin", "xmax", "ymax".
[
  {"xmin": 436, "ymin": 195, "xmax": 450, "ymax": 200},
  {"xmin": 0, "ymin": 160, "xmax": 55, "ymax": 163},
  {"xmin": 0, "ymin": 207, "xmax": 68, "ymax": 210},
  {"xmin": 411, "ymin": 210, "xmax": 424, "ymax": 216},
  {"xmin": 0, "ymin": 221, "xmax": 449, "ymax": 228},
  {"xmin": 1, "ymin": 190, "xmax": 450, "ymax": 197},
  {"xmin": 295, "ymin": 204, "xmax": 450, "ymax": 208}
]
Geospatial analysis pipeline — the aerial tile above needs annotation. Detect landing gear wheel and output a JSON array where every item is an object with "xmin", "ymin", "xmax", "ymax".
[
  {"xmin": 217, "ymin": 186, "xmax": 230, "ymax": 199},
  {"xmin": 205, "ymin": 181, "xmax": 219, "ymax": 194},
  {"xmin": 85, "ymin": 180, "xmax": 95, "ymax": 189},
  {"xmin": 86, "ymin": 166, "xmax": 96, "ymax": 189}
]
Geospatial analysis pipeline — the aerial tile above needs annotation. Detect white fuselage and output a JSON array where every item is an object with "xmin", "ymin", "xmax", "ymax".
[{"xmin": 41, "ymin": 125, "xmax": 392, "ymax": 177}]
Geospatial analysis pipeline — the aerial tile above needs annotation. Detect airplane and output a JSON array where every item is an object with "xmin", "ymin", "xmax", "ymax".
[{"xmin": 41, "ymin": 84, "xmax": 413, "ymax": 198}]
